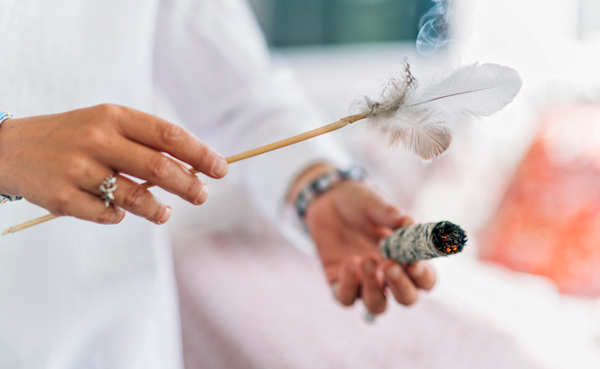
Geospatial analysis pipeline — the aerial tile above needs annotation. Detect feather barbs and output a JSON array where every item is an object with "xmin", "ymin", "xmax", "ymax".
[{"xmin": 353, "ymin": 59, "xmax": 522, "ymax": 163}]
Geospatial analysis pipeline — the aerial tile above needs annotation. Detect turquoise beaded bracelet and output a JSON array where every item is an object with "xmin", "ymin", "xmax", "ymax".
[
  {"xmin": 0, "ymin": 111, "xmax": 12, "ymax": 124},
  {"xmin": 0, "ymin": 194, "xmax": 22, "ymax": 205},
  {"xmin": 0, "ymin": 112, "xmax": 23, "ymax": 205}
]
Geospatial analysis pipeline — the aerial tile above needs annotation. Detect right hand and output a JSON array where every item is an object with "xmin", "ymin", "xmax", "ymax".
[{"xmin": 0, "ymin": 104, "xmax": 228, "ymax": 225}]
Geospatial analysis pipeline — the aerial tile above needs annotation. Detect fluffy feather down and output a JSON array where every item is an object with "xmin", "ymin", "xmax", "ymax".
[{"xmin": 353, "ymin": 60, "xmax": 522, "ymax": 162}]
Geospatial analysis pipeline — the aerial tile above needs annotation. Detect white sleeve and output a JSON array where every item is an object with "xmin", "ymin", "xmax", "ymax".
[{"xmin": 153, "ymin": 0, "xmax": 352, "ymax": 223}]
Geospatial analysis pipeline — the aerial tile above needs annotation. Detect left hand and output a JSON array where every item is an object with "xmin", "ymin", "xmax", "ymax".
[{"xmin": 291, "ymin": 164, "xmax": 437, "ymax": 316}]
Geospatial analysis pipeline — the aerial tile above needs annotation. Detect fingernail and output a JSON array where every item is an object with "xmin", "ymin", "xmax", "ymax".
[
  {"xmin": 386, "ymin": 264, "xmax": 402, "ymax": 280},
  {"xmin": 411, "ymin": 263, "xmax": 425, "ymax": 277},
  {"xmin": 212, "ymin": 156, "xmax": 228, "ymax": 177},
  {"xmin": 362, "ymin": 258, "xmax": 376, "ymax": 274},
  {"xmin": 401, "ymin": 216, "xmax": 415, "ymax": 227},
  {"xmin": 158, "ymin": 205, "xmax": 172, "ymax": 225},
  {"xmin": 196, "ymin": 184, "xmax": 209, "ymax": 205}
]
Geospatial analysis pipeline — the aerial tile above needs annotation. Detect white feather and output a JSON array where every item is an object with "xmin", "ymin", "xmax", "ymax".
[{"xmin": 353, "ymin": 60, "xmax": 522, "ymax": 162}]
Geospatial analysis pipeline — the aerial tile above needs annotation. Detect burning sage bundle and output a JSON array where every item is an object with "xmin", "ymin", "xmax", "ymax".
[{"xmin": 380, "ymin": 221, "xmax": 467, "ymax": 264}]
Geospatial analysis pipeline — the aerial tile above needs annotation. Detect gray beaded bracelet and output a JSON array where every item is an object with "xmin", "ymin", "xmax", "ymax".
[{"xmin": 294, "ymin": 166, "xmax": 367, "ymax": 220}]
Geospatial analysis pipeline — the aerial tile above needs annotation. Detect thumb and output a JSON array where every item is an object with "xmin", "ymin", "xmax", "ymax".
[{"xmin": 366, "ymin": 192, "xmax": 412, "ymax": 230}]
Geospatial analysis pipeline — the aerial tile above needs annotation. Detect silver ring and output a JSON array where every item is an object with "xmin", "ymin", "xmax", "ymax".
[{"xmin": 99, "ymin": 175, "xmax": 118, "ymax": 207}]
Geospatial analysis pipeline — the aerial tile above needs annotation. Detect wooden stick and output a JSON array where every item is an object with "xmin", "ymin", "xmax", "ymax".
[
  {"xmin": 2, "ymin": 113, "xmax": 367, "ymax": 236},
  {"xmin": 2, "ymin": 214, "xmax": 56, "ymax": 236}
]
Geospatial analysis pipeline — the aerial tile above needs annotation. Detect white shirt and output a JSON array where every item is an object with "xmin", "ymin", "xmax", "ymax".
[{"xmin": 0, "ymin": 0, "xmax": 349, "ymax": 368}]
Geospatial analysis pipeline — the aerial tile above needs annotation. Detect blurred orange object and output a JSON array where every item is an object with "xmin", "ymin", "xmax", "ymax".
[{"xmin": 480, "ymin": 104, "xmax": 600, "ymax": 297}]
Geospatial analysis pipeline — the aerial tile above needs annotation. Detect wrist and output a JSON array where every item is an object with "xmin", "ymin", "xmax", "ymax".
[
  {"xmin": 292, "ymin": 165, "xmax": 368, "ymax": 223},
  {"xmin": 287, "ymin": 162, "xmax": 336, "ymax": 204},
  {"xmin": 0, "ymin": 117, "xmax": 22, "ymax": 196}
]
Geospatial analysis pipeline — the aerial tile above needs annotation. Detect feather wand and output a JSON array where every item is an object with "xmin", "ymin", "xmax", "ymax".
[{"xmin": 2, "ymin": 60, "xmax": 522, "ymax": 235}]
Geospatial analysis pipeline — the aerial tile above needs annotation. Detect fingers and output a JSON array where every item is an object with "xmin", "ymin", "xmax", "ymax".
[
  {"xmin": 77, "ymin": 162, "xmax": 203, "ymax": 224},
  {"xmin": 115, "ymin": 107, "xmax": 228, "ymax": 178},
  {"xmin": 98, "ymin": 137, "xmax": 209, "ymax": 205},
  {"xmin": 108, "ymin": 177, "xmax": 173, "ymax": 225},
  {"xmin": 332, "ymin": 257, "xmax": 436, "ymax": 314},
  {"xmin": 405, "ymin": 262, "xmax": 436, "ymax": 291},
  {"xmin": 50, "ymin": 188, "xmax": 126, "ymax": 225},
  {"xmin": 334, "ymin": 257, "xmax": 360, "ymax": 306},
  {"xmin": 360, "ymin": 256, "xmax": 387, "ymax": 315},
  {"xmin": 383, "ymin": 260, "xmax": 419, "ymax": 306}
]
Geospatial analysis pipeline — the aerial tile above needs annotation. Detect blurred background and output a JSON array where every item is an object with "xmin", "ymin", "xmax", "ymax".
[
  {"xmin": 248, "ymin": 0, "xmax": 433, "ymax": 47},
  {"xmin": 162, "ymin": 0, "xmax": 600, "ymax": 368}
]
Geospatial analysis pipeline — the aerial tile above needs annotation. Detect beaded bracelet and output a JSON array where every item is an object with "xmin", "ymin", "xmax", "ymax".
[
  {"xmin": 0, "ymin": 111, "xmax": 13, "ymax": 125},
  {"xmin": 294, "ymin": 166, "xmax": 367, "ymax": 220},
  {"xmin": 0, "ymin": 112, "xmax": 23, "ymax": 205},
  {"xmin": 0, "ymin": 195, "xmax": 22, "ymax": 205}
]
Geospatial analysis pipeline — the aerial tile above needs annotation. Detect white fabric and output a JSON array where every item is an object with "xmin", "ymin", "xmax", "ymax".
[
  {"xmin": 0, "ymin": 0, "xmax": 350, "ymax": 368},
  {"xmin": 174, "ymin": 229, "xmax": 544, "ymax": 369}
]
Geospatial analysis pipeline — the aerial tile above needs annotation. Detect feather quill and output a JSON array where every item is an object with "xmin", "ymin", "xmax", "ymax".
[{"xmin": 353, "ymin": 60, "xmax": 522, "ymax": 162}]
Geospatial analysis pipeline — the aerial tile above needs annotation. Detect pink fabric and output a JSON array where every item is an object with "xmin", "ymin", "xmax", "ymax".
[
  {"xmin": 481, "ymin": 105, "xmax": 600, "ymax": 297},
  {"xmin": 173, "ymin": 229, "xmax": 543, "ymax": 369}
]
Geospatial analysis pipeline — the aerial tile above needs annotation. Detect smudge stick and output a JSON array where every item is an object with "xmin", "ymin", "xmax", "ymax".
[{"xmin": 379, "ymin": 221, "xmax": 467, "ymax": 264}]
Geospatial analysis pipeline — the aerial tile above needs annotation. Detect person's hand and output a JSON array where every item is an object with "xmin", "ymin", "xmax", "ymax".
[
  {"xmin": 0, "ymin": 104, "xmax": 228, "ymax": 224},
  {"xmin": 290, "ymin": 164, "xmax": 436, "ymax": 316}
]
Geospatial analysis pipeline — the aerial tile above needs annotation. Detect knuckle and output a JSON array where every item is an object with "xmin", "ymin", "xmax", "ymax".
[
  {"xmin": 50, "ymin": 188, "xmax": 73, "ymax": 216},
  {"xmin": 83, "ymin": 124, "xmax": 102, "ymax": 141},
  {"xmin": 51, "ymin": 205, "xmax": 68, "ymax": 217},
  {"xmin": 123, "ymin": 185, "xmax": 147, "ymax": 209},
  {"xmin": 197, "ymin": 141, "xmax": 213, "ymax": 160},
  {"xmin": 195, "ymin": 142, "xmax": 217, "ymax": 170},
  {"xmin": 96, "ymin": 209, "xmax": 120, "ymax": 224},
  {"xmin": 161, "ymin": 124, "xmax": 185, "ymax": 147},
  {"xmin": 93, "ymin": 104, "xmax": 124, "ymax": 133},
  {"xmin": 81, "ymin": 125, "xmax": 110, "ymax": 150},
  {"xmin": 65, "ymin": 156, "xmax": 89, "ymax": 179},
  {"xmin": 96, "ymin": 103, "xmax": 122, "ymax": 119},
  {"xmin": 150, "ymin": 206, "xmax": 166, "ymax": 223},
  {"xmin": 149, "ymin": 155, "xmax": 172, "ymax": 179},
  {"xmin": 53, "ymin": 190, "xmax": 72, "ymax": 210},
  {"xmin": 187, "ymin": 177, "xmax": 203, "ymax": 202}
]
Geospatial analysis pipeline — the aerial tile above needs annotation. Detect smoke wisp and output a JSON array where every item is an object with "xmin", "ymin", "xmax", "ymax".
[{"xmin": 416, "ymin": 0, "xmax": 452, "ymax": 55}]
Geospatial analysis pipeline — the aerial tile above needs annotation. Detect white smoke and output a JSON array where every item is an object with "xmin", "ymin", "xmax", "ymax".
[{"xmin": 416, "ymin": 0, "xmax": 452, "ymax": 55}]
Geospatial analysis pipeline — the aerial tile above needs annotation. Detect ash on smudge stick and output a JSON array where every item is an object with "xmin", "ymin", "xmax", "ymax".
[{"xmin": 432, "ymin": 221, "xmax": 467, "ymax": 255}]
